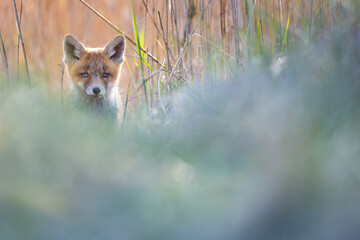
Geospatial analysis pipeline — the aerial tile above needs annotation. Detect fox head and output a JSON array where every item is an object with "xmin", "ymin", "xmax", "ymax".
[{"xmin": 63, "ymin": 35, "xmax": 125, "ymax": 98}]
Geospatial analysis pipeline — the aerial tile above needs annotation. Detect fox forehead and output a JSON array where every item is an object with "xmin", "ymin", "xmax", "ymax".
[{"xmin": 72, "ymin": 49, "xmax": 120, "ymax": 74}]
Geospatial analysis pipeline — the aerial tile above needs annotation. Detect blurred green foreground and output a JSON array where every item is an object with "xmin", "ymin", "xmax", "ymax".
[{"xmin": 1, "ymin": 28, "xmax": 360, "ymax": 239}]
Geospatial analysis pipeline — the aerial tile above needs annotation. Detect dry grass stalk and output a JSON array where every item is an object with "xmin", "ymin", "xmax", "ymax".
[
  {"xmin": 278, "ymin": 0, "xmax": 284, "ymax": 46},
  {"xmin": 0, "ymin": 31, "xmax": 9, "ymax": 83},
  {"xmin": 16, "ymin": 0, "xmax": 23, "ymax": 82},
  {"xmin": 168, "ymin": 0, "xmax": 214, "ymax": 84},
  {"xmin": 231, "ymin": 0, "xmax": 242, "ymax": 66},
  {"xmin": 78, "ymin": 0, "xmax": 161, "ymax": 66},
  {"xmin": 12, "ymin": 0, "xmax": 30, "ymax": 85},
  {"xmin": 184, "ymin": 0, "xmax": 196, "ymax": 81},
  {"xmin": 258, "ymin": 0, "xmax": 264, "ymax": 50},
  {"xmin": 220, "ymin": 0, "xmax": 226, "ymax": 41},
  {"xmin": 141, "ymin": 0, "xmax": 164, "ymax": 39}
]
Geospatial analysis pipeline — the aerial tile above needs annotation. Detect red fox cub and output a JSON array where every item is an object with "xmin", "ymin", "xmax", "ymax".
[{"xmin": 63, "ymin": 35, "xmax": 126, "ymax": 122}]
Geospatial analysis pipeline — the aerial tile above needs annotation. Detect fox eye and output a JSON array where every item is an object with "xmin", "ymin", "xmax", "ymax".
[
  {"xmin": 102, "ymin": 73, "xmax": 110, "ymax": 78},
  {"xmin": 81, "ymin": 73, "xmax": 89, "ymax": 78}
]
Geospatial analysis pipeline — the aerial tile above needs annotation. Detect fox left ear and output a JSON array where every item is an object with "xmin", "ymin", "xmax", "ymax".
[
  {"xmin": 63, "ymin": 35, "xmax": 86, "ymax": 63},
  {"xmin": 104, "ymin": 35, "xmax": 126, "ymax": 64}
]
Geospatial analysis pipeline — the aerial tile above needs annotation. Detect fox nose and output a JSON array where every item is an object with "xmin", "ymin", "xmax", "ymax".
[{"xmin": 92, "ymin": 87, "xmax": 101, "ymax": 95}]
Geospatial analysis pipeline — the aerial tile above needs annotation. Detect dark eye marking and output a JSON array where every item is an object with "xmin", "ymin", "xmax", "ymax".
[
  {"xmin": 81, "ymin": 73, "xmax": 89, "ymax": 78},
  {"xmin": 103, "ymin": 73, "xmax": 110, "ymax": 78}
]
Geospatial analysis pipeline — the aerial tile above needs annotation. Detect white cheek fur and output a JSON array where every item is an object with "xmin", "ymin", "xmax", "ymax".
[
  {"xmin": 77, "ymin": 81, "xmax": 85, "ymax": 89},
  {"xmin": 106, "ymin": 82, "xmax": 114, "ymax": 90}
]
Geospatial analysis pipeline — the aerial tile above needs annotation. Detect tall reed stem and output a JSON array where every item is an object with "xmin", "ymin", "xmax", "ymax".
[{"xmin": 12, "ymin": 0, "xmax": 30, "ymax": 85}]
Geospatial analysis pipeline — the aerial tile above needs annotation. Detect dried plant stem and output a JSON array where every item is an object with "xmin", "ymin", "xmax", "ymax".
[
  {"xmin": 278, "ymin": 0, "xmax": 284, "ymax": 46},
  {"xmin": 309, "ymin": 0, "xmax": 314, "ymax": 46},
  {"xmin": 0, "ymin": 31, "xmax": 9, "ymax": 83},
  {"xmin": 246, "ymin": 0, "xmax": 257, "ymax": 33},
  {"xmin": 231, "ymin": 0, "xmax": 242, "ymax": 66},
  {"xmin": 141, "ymin": 0, "xmax": 164, "ymax": 40},
  {"xmin": 78, "ymin": 0, "xmax": 161, "ymax": 66},
  {"xmin": 17, "ymin": 0, "xmax": 23, "ymax": 82},
  {"xmin": 12, "ymin": 0, "xmax": 30, "ymax": 85},
  {"xmin": 170, "ymin": 0, "xmax": 181, "ymax": 56},
  {"xmin": 331, "ymin": 2, "xmax": 336, "ymax": 32},
  {"xmin": 170, "ymin": 0, "xmax": 184, "ymax": 76},
  {"xmin": 220, "ymin": 0, "xmax": 226, "ymax": 42},
  {"xmin": 121, "ymin": 80, "xmax": 131, "ymax": 130},
  {"xmin": 258, "ymin": 0, "xmax": 264, "ymax": 47},
  {"xmin": 61, "ymin": 61, "xmax": 65, "ymax": 115},
  {"xmin": 184, "ymin": 0, "xmax": 195, "ymax": 81},
  {"xmin": 158, "ymin": 11, "xmax": 174, "ymax": 65},
  {"xmin": 136, "ymin": 68, "xmax": 187, "ymax": 90},
  {"xmin": 168, "ymin": 0, "xmax": 214, "ymax": 83}
]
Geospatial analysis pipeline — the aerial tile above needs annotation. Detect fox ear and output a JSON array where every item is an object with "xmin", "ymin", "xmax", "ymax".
[
  {"xmin": 103, "ymin": 35, "xmax": 125, "ymax": 64},
  {"xmin": 63, "ymin": 35, "xmax": 86, "ymax": 63}
]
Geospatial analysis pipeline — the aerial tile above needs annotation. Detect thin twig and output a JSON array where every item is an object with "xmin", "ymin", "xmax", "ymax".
[
  {"xmin": 157, "ymin": 59, "xmax": 168, "ymax": 119},
  {"xmin": 124, "ymin": 14, "xmax": 148, "ymax": 35},
  {"xmin": 0, "ymin": 31, "xmax": 9, "ymax": 83},
  {"xmin": 170, "ymin": 0, "xmax": 181, "ymax": 56},
  {"xmin": 193, "ymin": 33, "xmax": 234, "ymax": 59},
  {"xmin": 231, "ymin": 0, "xmax": 242, "ymax": 65},
  {"xmin": 309, "ymin": 0, "xmax": 314, "ymax": 46},
  {"xmin": 121, "ymin": 80, "xmax": 131, "ymax": 131},
  {"xmin": 61, "ymin": 61, "xmax": 65, "ymax": 115},
  {"xmin": 17, "ymin": 0, "xmax": 23, "ymax": 82},
  {"xmin": 12, "ymin": 0, "xmax": 30, "ymax": 85},
  {"xmin": 246, "ymin": 0, "xmax": 258, "ymax": 33},
  {"xmin": 136, "ymin": 68, "xmax": 188, "ymax": 90},
  {"xmin": 167, "ymin": 0, "xmax": 214, "ymax": 84},
  {"xmin": 220, "ymin": 0, "xmax": 226, "ymax": 41},
  {"xmin": 278, "ymin": 0, "xmax": 284, "ymax": 46},
  {"xmin": 78, "ymin": 0, "xmax": 161, "ymax": 66},
  {"xmin": 157, "ymin": 11, "xmax": 175, "ymax": 63},
  {"xmin": 141, "ymin": 0, "xmax": 164, "ymax": 39}
]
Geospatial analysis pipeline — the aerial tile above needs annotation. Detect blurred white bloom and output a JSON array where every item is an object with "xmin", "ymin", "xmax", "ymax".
[{"xmin": 166, "ymin": 158, "xmax": 195, "ymax": 184}]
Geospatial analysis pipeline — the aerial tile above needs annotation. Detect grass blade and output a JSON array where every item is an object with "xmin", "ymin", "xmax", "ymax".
[
  {"xmin": 130, "ymin": 0, "xmax": 149, "ymax": 114},
  {"xmin": 257, "ymin": 19, "xmax": 261, "ymax": 55},
  {"xmin": 167, "ymin": 0, "xmax": 214, "ymax": 84},
  {"xmin": 78, "ymin": 0, "xmax": 161, "ymax": 66},
  {"xmin": 122, "ymin": 80, "xmax": 131, "ymax": 130},
  {"xmin": 282, "ymin": 12, "xmax": 291, "ymax": 53}
]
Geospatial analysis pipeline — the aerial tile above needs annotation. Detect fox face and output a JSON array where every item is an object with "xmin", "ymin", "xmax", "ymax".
[{"xmin": 63, "ymin": 35, "xmax": 125, "ymax": 99}]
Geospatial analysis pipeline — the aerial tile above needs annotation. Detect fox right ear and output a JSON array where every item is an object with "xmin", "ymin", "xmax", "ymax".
[
  {"xmin": 63, "ymin": 35, "xmax": 86, "ymax": 63},
  {"xmin": 103, "ymin": 35, "xmax": 125, "ymax": 64}
]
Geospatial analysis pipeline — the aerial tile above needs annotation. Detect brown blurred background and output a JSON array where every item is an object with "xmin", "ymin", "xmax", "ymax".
[
  {"xmin": 0, "ymin": 0, "xmax": 351, "ymax": 100},
  {"xmin": 1, "ymin": 1, "xmax": 141, "ymax": 93}
]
